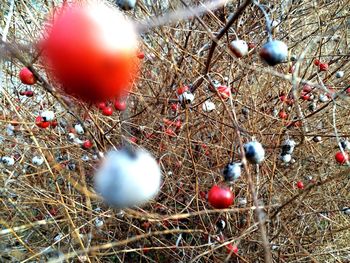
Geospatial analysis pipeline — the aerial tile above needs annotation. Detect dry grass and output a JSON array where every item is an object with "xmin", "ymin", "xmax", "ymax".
[{"xmin": 0, "ymin": 0, "xmax": 350, "ymax": 262}]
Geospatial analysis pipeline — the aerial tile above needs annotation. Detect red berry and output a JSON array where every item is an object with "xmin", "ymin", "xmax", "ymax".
[
  {"xmin": 302, "ymin": 85, "xmax": 312, "ymax": 93},
  {"xmin": 217, "ymin": 85, "xmax": 231, "ymax": 99},
  {"xmin": 279, "ymin": 95, "xmax": 287, "ymax": 102},
  {"xmin": 19, "ymin": 67, "xmax": 37, "ymax": 85},
  {"xmin": 171, "ymin": 103, "xmax": 179, "ymax": 111},
  {"xmin": 97, "ymin": 102, "xmax": 107, "ymax": 110},
  {"xmin": 82, "ymin": 140, "xmax": 93, "ymax": 149},
  {"xmin": 314, "ymin": 59, "xmax": 320, "ymax": 66},
  {"xmin": 175, "ymin": 120, "xmax": 182, "ymax": 129},
  {"xmin": 300, "ymin": 94, "xmax": 311, "ymax": 101},
  {"xmin": 19, "ymin": 90, "xmax": 26, "ymax": 96},
  {"xmin": 50, "ymin": 120, "xmax": 58, "ymax": 128},
  {"xmin": 226, "ymin": 244, "xmax": 238, "ymax": 255},
  {"xmin": 35, "ymin": 116, "xmax": 50, "ymax": 129},
  {"xmin": 114, "ymin": 99, "xmax": 127, "ymax": 111},
  {"xmin": 177, "ymin": 86, "xmax": 189, "ymax": 95},
  {"xmin": 208, "ymin": 185, "xmax": 234, "ymax": 209},
  {"xmin": 279, "ymin": 110, "xmax": 288, "ymax": 119},
  {"xmin": 137, "ymin": 52, "xmax": 145, "ymax": 59},
  {"xmin": 335, "ymin": 151, "xmax": 349, "ymax": 164},
  {"xmin": 25, "ymin": 90, "xmax": 34, "ymax": 97},
  {"xmin": 129, "ymin": 137, "xmax": 138, "ymax": 144},
  {"xmin": 102, "ymin": 106, "xmax": 113, "ymax": 116},
  {"xmin": 165, "ymin": 128, "xmax": 176, "ymax": 137},
  {"xmin": 296, "ymin": 181, "xmax": 304, "ymax": 189},
  {"xmin": 319, "ymin": 63, "xmax": 329, "ymax": 71}
]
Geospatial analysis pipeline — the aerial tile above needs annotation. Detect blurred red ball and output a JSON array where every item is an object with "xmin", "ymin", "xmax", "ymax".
[{"xmin": 41, "ymin": 2, "xmax": 139, "ymax": 103}]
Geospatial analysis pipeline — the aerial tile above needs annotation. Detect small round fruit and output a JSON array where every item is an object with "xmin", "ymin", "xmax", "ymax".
[
  {"xmin": 314, "ymin": 59, "xmax": 320, "ymax": 66},
  {"xmin": 217, "ymin": 85, "xmax": 231, "ymax": 99},
  {"xmin": 226, "ymin": 244, "xmax": 238, "ymax": 255},
  {"xmin": 19, "ymin": 67, "xmax": 37, "ymax": 85},
  {"xmin": 229, "ymin": 39, "xmax": 248, "ymax": 58},
  {"xmin": 296, "ymin": 181, "xmax": 304, "ymax": 189},
  {"xmin": 335, "ymin": 151, "xmax": 349, "ymax": 164},
  {"xmin": 319, "ymin": 63, "xmax": 329, "ymax": 71},
  {"xmin": 103, "ymin": 107, "xmax": 113, "ymax": 116},
  {"xmin": 97, "ymin": 102, "xmax": 107, "ymax": 110},
  {"xmin": 177, "ymin": 85, "xmax": 189, "ymax": 95},
  {"xmin": 114, "ymin": 99, "xmax": 127, "ymax": 111},
  {"xmin": 35, "ymin": 116, "xmax": 50, "ymax": 129},
  {"xmin": 25, "ymin": 90, "xmax": 34, "ymax": 97},
  {"xmin": 208, "ymin": 185, "xmax": 234, "ymax": 209},
  {"xmin": 50, "ymin": 120, "xmax": 58, "ymax": 128},
  {"xmin": 259, "ymin": 40, "xmax": 288, "ymax": 66},
  {"xmin": 279, "ymin": 110, "xmax": 288, "ymax": 119},
  {"xmin": 137, "ymin": 52, "xmax": 145, "ymax": 59},
  {"xmin": 82, "ymin": 140, "xmax": 93, "ymax": 149}
]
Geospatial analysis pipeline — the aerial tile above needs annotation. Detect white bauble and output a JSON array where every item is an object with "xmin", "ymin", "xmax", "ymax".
[
  {"xmin": 229, "ymin": 40, "xmax": 248, "ymax": 58},
  {"xmin": 202, "ymin": 101, "xmax": 216, "ymax": 112},
  {"xmin": 32, "ymin": 156, "xmax": 44, "ymax": 166},
  {"xmin": 74, "ymin": 124, "xmax": 84, "ymax": 135},
  {"xmin": 95, "ymin": 148, "xmax": 161, "ymax": 208},
  {"xmin": 244, "ymin": 141, "xmax": 265, "ymax": 164},
  {"xmin": 41, "ymin": 110, "xmax": 55, "ymax": 121}
]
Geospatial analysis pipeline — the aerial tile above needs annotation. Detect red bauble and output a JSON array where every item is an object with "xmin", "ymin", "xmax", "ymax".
[
  {"xmin": 114, "ymin": 99, "xmax": 127, "ymax": 111},
  {"xmin": 208, "ymin": 185, "xmax": 234, "ymax": 209},
  {"xmin": 319, "ymin": 63, "xmax": 329, "ymax": 71},
  {"xmin": 41, "ymin": 2, "xmax": 139, "ymax": 103},
  {"xmin": 82, "ymin": 140, "xmax": 93, "ymax": 149},
  {"xmin": 35, "ymin": 116, "xmax": 50, "ymax": 129},
  {"xmin": 335, "ymin": 151, "xmax": 349, "ymax": 164},
  {"xmin": 296, "ymin": 181, "xmax": 304, "ymax": 189},
  {"xmin": 19, "ymin": 67, "xmax": 37, "ymax": 85},
  {"xmin": 279, "ymin": 110, "xmax": 288, "ymax": 119},
  {"xmin": 102, "ymin": 106, "xmax": 113, "ymax": 116}
]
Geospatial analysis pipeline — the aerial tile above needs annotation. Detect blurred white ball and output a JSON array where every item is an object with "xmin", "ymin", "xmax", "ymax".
[
  {"xmin": 95, "ymin": 148, "xmax": 161, "ymax": 208},
  {"xmin": 229, "ymin": 39, "xmax": 248, "ymax": 57},
  {"xmin": 244, "ymin": 141, "xmax": 265, "ymax": 164}
]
